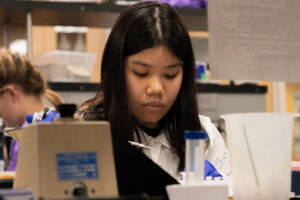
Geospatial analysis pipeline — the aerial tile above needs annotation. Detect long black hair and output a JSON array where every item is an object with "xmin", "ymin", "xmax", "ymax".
[{"xmin": 81, "ymin": 1, "xmax": 201, "ymax": 171}]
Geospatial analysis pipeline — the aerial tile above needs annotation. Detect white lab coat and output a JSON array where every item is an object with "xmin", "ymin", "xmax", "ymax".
[{"xmin": 134, "ymin": 115, "xmax": 231, "ymax": 180}]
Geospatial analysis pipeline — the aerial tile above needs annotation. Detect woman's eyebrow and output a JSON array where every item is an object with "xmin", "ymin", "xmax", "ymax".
[
  {"xmin": 165, "ymin": 62, "xmax": 183, "ymax": 69},
  {"xmin": 131, "ymin": 61, "xmax": 151, "ymax": 68},
  {"xmin": 131, "ymin": 60, "xmax": 183, "ymax": 68}
]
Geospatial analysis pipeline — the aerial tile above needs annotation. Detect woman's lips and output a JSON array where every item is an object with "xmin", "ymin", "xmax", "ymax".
[{"xmin": 143, "ymin": 102, "xmax": 164, "ymax": 111}]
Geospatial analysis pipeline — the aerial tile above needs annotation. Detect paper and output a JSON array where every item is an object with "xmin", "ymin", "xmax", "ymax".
[{"xmin": 208, "ymin": 0, "xmax": 300, "ymax": 82}]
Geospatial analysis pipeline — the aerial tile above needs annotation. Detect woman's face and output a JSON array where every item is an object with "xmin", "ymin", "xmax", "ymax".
[{"xmin": 125, "ymin": 46, "xmax": 183, "ymax": 128}]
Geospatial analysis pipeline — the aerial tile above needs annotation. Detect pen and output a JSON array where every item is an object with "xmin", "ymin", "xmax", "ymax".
[
  {"xmin": 42, "ymin": 107, "xmax": 49, "ymax": 120},
  {"xmin": 128, "ymin": 141, "xmax": 153, "ymax": 149}
]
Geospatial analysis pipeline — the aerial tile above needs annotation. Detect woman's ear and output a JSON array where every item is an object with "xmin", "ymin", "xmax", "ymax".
[{"xmin": 3, "ymin": 85, "xmax": 20, "ymax": 103}]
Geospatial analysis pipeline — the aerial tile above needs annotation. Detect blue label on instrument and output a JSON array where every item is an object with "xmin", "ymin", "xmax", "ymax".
[{"xmin": 56, "ymin": 152, "xmax": 99, "ymax": 181}]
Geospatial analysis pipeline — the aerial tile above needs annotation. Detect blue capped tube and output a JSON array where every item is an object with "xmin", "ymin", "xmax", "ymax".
[{"xmin": 184, "ymin": 130, "xmax": 207, "ymax": 185}]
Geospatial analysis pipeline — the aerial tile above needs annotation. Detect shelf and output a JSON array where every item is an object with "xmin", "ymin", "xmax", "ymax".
[
  {"xmin": 48, "ymin": 82, "xmax": 100, "ymax": 92},
  {"xmin": 196, "ymin": 83, "xmax": 267, "ymax": 94},
  {"xmin": 0, "ymin": 0, "xmax": 207, "ymax": 31},
  {"xmin": 48, "ymin": 82, "xmax": 267, "ymax": 94}
]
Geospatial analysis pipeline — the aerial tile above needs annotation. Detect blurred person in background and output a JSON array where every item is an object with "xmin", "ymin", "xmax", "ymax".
[{"xmin": 0, "ymin": 48, "xmax": 63, "ymax": 171}]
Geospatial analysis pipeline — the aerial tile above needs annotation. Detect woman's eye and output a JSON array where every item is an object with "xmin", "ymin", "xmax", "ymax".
[
  {"xmin": 133, "ymin": 71, "xmax": 148, "ymax": 77},
  {"xmin": 164, "ymin": 73, "xmax": 177, "ymax": 79}
]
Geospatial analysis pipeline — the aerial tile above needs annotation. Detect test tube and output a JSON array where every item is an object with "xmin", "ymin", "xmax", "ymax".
[{"xmin": 184, "ymin": 130, "xmax": 207, "ymax": 185}]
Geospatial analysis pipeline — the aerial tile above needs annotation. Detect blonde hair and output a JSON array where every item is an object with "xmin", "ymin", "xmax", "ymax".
[{"xmin": 0, "ymin": 48, "xmax": 63, "ymax": 107}]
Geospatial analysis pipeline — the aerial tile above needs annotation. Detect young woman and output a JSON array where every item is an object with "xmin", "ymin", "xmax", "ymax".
[
  {"xmin": 0, "ymin": 48, "xmax": 63, "ymax": 171},
  {"xmin": 79, "ymin": 1, "xmax": 230, "ymax": 180}
]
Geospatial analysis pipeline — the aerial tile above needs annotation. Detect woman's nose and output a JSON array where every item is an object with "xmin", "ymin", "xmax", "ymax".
[{"xmin": 146, "ymin": 76, "xmax": 164, "ymax": 95}]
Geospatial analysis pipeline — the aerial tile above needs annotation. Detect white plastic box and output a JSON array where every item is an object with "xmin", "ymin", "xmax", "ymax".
[
  {"xmin": 221, "ymin": 113, "xmax": 294, "ymax": 200},
  {"xmin": 33, "ymin": 50, "xmax": 96, "ymax": 82}
]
